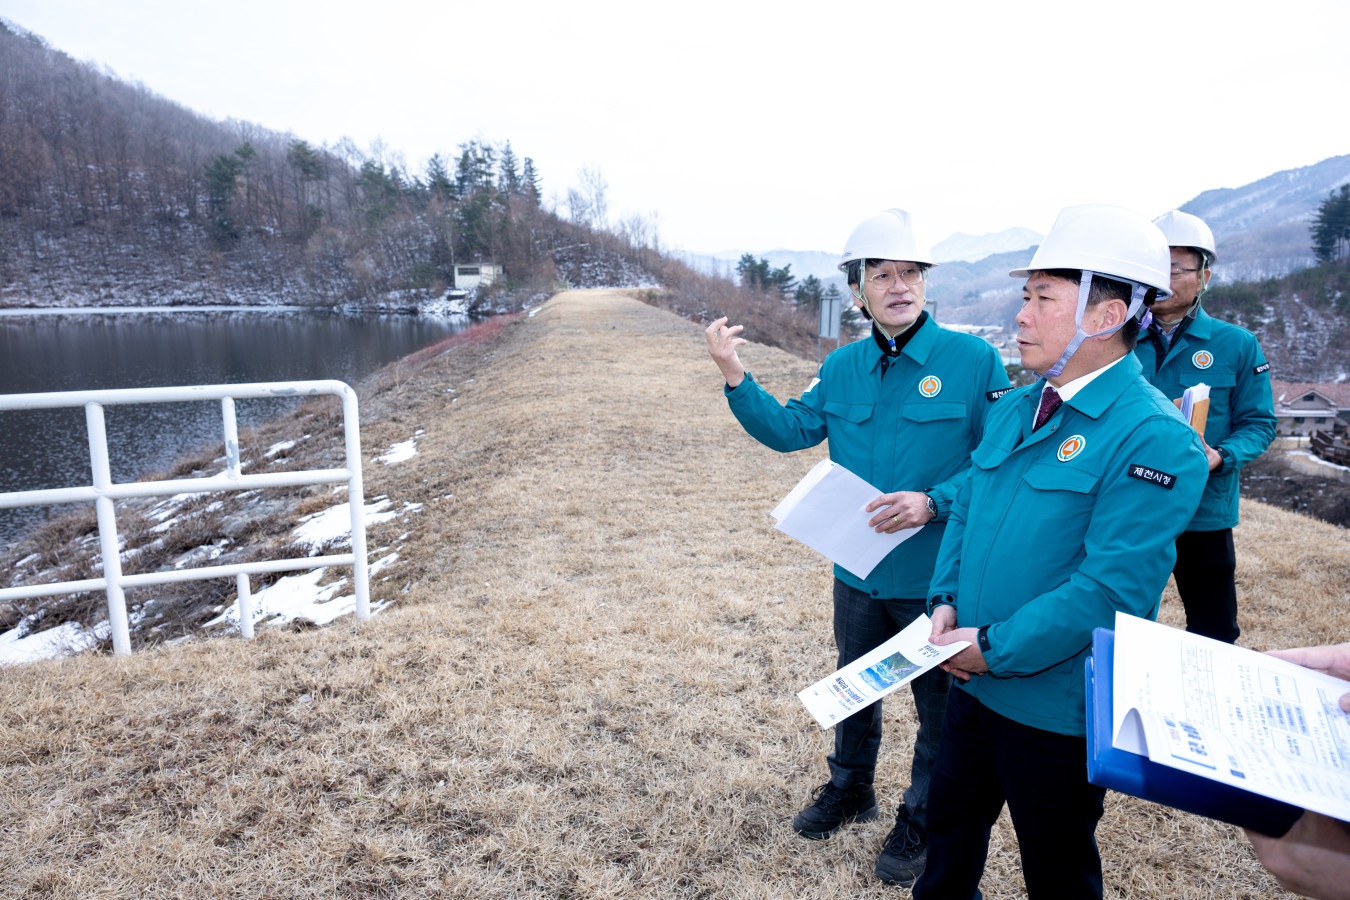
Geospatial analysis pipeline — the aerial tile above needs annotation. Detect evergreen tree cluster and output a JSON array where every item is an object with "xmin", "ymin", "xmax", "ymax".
[
  {"xmin": 735, "ymin": 254, "xmax": 798, "ymax": 298},
  {"xmin": 1311, "ymin": 185, "xmax": 1350, "ymax": 265},
  {"xmin": 731, "ymin": 256, "xmax": 846, "ymax": 321}
]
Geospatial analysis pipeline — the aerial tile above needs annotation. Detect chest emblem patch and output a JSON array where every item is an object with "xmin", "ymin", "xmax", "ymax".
[
  {"xmin": 1192, "ymin": 350, "xmax": 1214, "ymax": 369},
  {"xmin": 1057, "ymin": 434, "xmax": 1086, "ymax": 462},
  {"xmin": 918, "ymin": 375, "xmax": 942, "ymax": 397}
]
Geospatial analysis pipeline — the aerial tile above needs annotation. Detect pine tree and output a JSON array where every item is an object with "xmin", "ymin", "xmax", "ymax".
[
  {"xmin": 736, "ymin": 254, "xmax": 769, "ymax": 289},
  {"xmin": 521, "ymin": 157, "xmax": 542, "ymax": 206},
  {"xmin": 425, "ymin": 153, "xmax": 455, "ymax": 203},
  {"xmin": 1311, "ymin": 184, "xmax": 1350, "ymax": 265},
  {"xmin": 796, "ymin": 274, "xmax": 824, "ymax": 312},
  {"xmin": 769, "ymin": 264, "xmax": 796, "ymax": 299},
  {"xmin": 203, "ymin": 144, "xmax": 253, "ymax": 242},
  {"xmin": 286, "ymin": 139, "xmax": 326, "ymax": 235},
  {"xmin": 454, "ymin": 140, "xmax": 496, "ymax": 199},
  {"xmin": 498, "ymin": 141, "xmax": 521, "ymax": 196},
  {"xmin": 356, "ymin": 160, "xmax": 402, "ymax": 225}
]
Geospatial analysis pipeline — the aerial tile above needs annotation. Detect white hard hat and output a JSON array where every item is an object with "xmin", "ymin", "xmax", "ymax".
[
  {"xmin": 838, "ymin": 208, "xmax": 933, "ymax": 271},
  {"xmin": 1010, "ymin": 204, "xmax": 1172, "ymax": 299},
  {"xmin": 1153, "ymin": 209, "xmax": 1217, "ymax": 264}
]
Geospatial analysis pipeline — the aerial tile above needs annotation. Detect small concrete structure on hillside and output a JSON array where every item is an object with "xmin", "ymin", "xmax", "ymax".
[{"xmin": 454, "ymin": 263, "xmax": 502, "ymax": 292}]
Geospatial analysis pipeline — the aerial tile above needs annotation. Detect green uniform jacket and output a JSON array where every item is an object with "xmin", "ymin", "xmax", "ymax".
[
  {"xmin": 724, "ymin": 315, "xmax": 1010, "ymax": 599},
  {"xmin": 928, "ymin": 354, "xmax": 1208, "ymax": 736},
  {"xmin": 1134, "ymin": 306, "xmax": 1276, "ymax": 531}
]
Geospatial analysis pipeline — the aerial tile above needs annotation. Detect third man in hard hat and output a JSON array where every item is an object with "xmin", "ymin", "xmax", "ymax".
[
  {"xmin": 1135, "ymin": 210, "xmax": 1276, "ymax": 644},
  {"xmin": 706, "ymin": 208, "xmax": 1009, "ymax": 887}
]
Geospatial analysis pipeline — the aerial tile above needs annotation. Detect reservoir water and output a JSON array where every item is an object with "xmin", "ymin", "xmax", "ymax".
[{"xmin": 0, "ymin": 308, "xmax": 473, "ymax": 546}]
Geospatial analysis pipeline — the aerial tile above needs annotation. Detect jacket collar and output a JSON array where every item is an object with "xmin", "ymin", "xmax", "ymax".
[
  {"xmin": 1061, "ymin": 352, "xmax": 1142, "ymax": 421},
  {"xmin": 864, "ymin": 313, "xmax": 938, "ymax": 372},
  {"xmin": 1157, "ymin": 304, "xmax": 1213, "ymax": 352},
  {"xmin": 1185, "ymin": 305, "xmax": 1215, "ymax": 341}
]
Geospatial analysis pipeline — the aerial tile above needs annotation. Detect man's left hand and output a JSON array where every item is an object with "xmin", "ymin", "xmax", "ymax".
[
  {"xmin": 865, "ymin": 491, "xmax": 933, "ymax": 533},
  {"xmin": 934, "ymin": 626, "xmax": 989, "ymax": 681},
  {"xmin": 1201, "ymin": 439, "xmax": 1223, "ymax": 471}
]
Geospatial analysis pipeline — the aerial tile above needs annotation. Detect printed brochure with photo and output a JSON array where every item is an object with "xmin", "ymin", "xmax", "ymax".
[{"xmin": 797, "ymin": 614, "xmax": 968, "ymax": 729}]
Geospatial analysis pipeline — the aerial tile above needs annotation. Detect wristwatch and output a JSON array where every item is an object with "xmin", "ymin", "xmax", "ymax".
[
  {"xmin": 927, "ymin": 593, "xmax": 955, "ymax": 616},
  {"xmin": 923, "ymin": 493, "xmax": 938, "ymax": 519}
]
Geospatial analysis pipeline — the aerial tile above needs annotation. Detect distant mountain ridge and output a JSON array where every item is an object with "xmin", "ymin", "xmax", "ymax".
[
  {"xmin": 676, "ymin": 227, "xmax": 1046, "ymax": 306},
  {"xmin": 680, "ymin": 226, "xmax": 1043, "ymax": 279},
  {"xmin": 681, "ymin": 155, "xmax": 1350, "ymax": 331},
  {"xmin": 931, "ymin": 228, "xmax": 1042, "ymax": 264},
  {"xmin": 1181, "ymin": 154, "xmax": 1350, "ymax": 282}
]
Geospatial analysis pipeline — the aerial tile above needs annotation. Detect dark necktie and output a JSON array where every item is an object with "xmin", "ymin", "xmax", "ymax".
[{"xmin": 1034, "ymin": 386, "xmax": 1062, "ymax": 430}]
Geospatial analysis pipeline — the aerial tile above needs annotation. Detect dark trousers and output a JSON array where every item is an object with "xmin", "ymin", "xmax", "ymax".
[
  {"xmin": 1173, "ymin": 528, "xmax": 1239, "ymax": 644},
  {"xmin": 914, "ymin": 688, "xmax": 1107, "ymax": 900},
  {"xmin": 828, "ymin": 578, "xmax": 951, "ymax": 830}
]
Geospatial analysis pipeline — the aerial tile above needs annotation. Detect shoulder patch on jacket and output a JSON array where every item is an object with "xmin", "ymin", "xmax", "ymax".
[
  {"xmin": 986, "ymin": 388, "xmax": 1012, "ymax": 401},
  {"xmin": 1127, "ymin": 464, "xmax": 1176, "ymax": 489},
  {"xmin": 1253, "ymin": 362, "xmax": 1270, "ymax": 375}
]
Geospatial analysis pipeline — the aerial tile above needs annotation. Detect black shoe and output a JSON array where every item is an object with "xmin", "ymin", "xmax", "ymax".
[
  {"xmin": 874, "ymin": 807, "xmax": 927, "ymax": 887},
  {"xmin": 792, "ymin": 782, "xmax": 878, "ymax": 840}
]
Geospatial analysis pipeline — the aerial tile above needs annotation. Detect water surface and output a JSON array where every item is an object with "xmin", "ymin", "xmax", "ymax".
[{"xmin": 0, "ymin": 308, "xmax": 471, "ymax": 546}]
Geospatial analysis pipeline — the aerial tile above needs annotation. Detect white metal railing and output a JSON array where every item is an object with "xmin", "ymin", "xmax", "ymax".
[{"xmin": 0, "ymin": 381, "xmax": 370, "ymax": 656}]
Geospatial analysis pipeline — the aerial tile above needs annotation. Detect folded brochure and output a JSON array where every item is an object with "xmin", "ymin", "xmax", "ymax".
[{"xmin": 798, "ymin": 614, "xmax": 968, "ymax": 729}]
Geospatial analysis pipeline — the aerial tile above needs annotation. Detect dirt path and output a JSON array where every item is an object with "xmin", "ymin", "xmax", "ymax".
[{"xmin": 3, "ymin": 290, "xmax": 1339, "ymax": 897}]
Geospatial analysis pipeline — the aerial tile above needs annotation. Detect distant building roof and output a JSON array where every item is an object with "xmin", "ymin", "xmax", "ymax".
[{"xmin": 1271, "ymin": 381, "xmax": 1350, "ymax": 411}]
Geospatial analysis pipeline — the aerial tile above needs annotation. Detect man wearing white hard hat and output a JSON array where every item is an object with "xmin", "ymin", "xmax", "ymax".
[
  {"xmin": 706, "ymin": 209, "xmax": 1009, "ymax": 887},
  {"xmin": 917, "ymin": 205, "xmax": 1209, "ymax": 899},
  {"xmin": 1135, "ymin": 210, "xmax": 1276, "ymax": 644}
]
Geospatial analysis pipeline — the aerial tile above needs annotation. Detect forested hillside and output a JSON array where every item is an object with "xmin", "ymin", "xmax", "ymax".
[
  {"xmin": 1202, "ymin": 261, "xmax": 1350, "ymax": 381},
  {"xmin": 0, "ymin": 22, "xmax": 678, "ymax": 312},
  {"xmin": 0, "ymin": 21, "xmax": 831, "ymax": 360}
]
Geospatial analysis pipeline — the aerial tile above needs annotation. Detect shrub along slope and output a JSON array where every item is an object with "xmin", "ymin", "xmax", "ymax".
[{"xmin": 3, "ymin": 290, "xmax": 1345, "ymax": 898}]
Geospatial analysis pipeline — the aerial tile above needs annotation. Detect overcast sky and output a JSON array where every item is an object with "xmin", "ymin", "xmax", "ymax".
[{"xmin": 4, "ymin": 0, "xmax": 1347, "ymax": 255}]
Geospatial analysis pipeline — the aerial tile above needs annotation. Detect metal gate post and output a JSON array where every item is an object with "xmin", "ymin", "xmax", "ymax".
[
  {"xmin": 341, "ymin": 388, "xmax": 371, "ymax": 621},
  {"xmin": 0, "ymin": 381, "xmax": 373, "ymax": 656},
  {"xmin": 85, "ymin": 402, "xmax": 132, "ymax": 657}
]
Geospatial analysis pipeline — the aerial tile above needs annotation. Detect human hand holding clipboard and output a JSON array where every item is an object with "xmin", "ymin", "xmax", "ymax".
[{"xmin": 1174, "ymin": 383, "xmax": 1210, "ymax": 439}]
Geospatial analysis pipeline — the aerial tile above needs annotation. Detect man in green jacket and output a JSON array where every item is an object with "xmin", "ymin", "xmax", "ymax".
[
  {"xmin": 917, "ymin": 204, "xmax": 1209, "ymax": 899},
  {"xmin": 706, "ymin": 208, "xmax": 1009, "ymax": 887},
  {"xmin": 1135, "ymin": 210, "xmax": 1276, "ymax": 643}
]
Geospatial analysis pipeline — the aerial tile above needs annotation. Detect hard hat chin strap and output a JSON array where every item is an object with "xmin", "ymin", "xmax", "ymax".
[
  {"xmin": 850, "ymin": 282, "xmax": 900, "ymax": 351},
  {"xmin": 1157, "ymin": 256, "xmax": 1209, "ymax": 326},
  {"xmin": 1043, "ymin": 273, "xmax": 1149, "ymax": 379}
]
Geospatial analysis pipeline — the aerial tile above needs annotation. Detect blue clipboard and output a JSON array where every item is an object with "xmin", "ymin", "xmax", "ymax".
[{"xmin": 1085, "ymin": 627, "xmax": 1302, "ymax": 837}]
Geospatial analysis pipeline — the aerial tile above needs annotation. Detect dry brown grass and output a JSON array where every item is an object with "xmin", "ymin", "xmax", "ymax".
[{"xmin": 2, "ymin": 290, "xmax": 1344, "ymax": 898}]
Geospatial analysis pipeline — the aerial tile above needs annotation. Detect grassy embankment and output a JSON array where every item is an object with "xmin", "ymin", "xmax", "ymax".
[{"xmin": 3, "ymin": 290, "xmax": 1347, "ymax": 898}]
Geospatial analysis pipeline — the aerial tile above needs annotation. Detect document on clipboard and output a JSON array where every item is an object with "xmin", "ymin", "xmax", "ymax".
[{"xmin": 1086, "ymin": 612, "xmax": 1349, "ymax": 834}]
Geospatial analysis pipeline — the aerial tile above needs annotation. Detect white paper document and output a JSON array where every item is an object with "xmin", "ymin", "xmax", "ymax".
[
  {"xmin": 1111, "ymin": 612, "xmax": 1350, "ymax": 821},
  {"xmin": 798, "ymin": 614, "xmax": 969, "ymax": 729},
  {"xmin": 1178, "ymin": 383, "xmax": 1211, "ymax": 436},
  {"xmin": 770, "ymin": 458, "xmax": 921, "ymax": 579}
]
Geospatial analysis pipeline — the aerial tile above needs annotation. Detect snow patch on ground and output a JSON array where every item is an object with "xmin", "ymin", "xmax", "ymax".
[
  {"xmin": 376, "ymin": 431, "xmax": 423, "ymax": 465},
  {"xmin": 0, "ymin": 497, "xmax": 421, "ymax": 666},
  {"xmin": 291, "ymin": 496, "xmax": 421, "ymax": 551}
]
